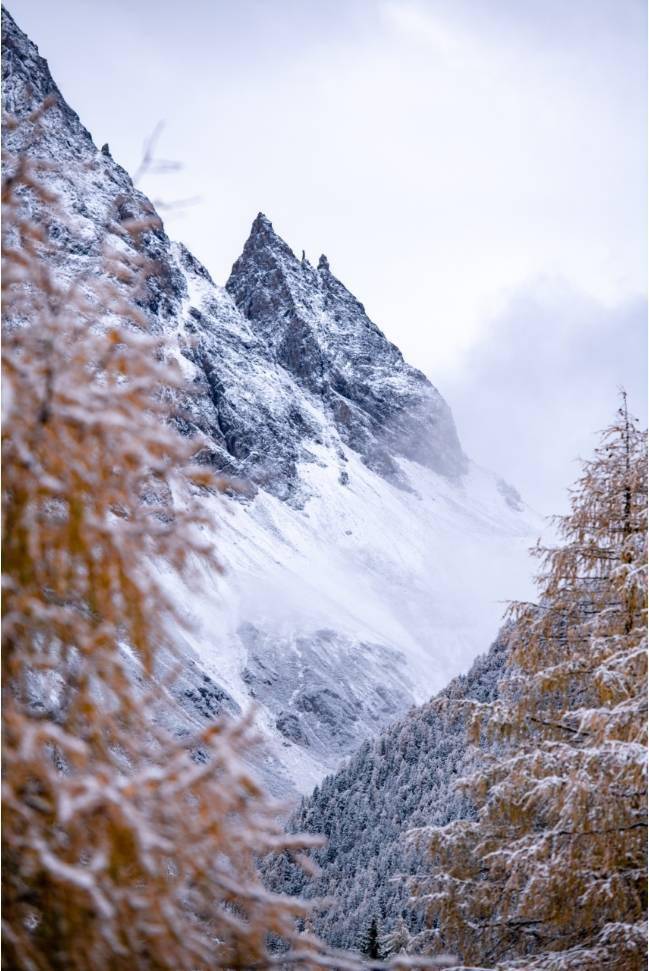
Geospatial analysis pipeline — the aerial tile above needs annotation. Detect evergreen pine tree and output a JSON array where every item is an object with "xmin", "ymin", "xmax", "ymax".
[{"xmin": 359, "ymin": 917, "xmax": 383, "ymax": 960}]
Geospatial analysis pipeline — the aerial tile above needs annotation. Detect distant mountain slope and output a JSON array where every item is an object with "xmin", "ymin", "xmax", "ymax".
[
  {"xmin": 265, "ymin": 636, "xmax": 508, "ymax": 950},
  {"xmin": 2, "ymin": 8, "xmax": 538, "ymax": 795}
]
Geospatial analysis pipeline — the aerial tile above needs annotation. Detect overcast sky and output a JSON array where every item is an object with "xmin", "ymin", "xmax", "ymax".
[{"xmin": 12, "ymin": 0, "xmax": 648, "ymax": 513}]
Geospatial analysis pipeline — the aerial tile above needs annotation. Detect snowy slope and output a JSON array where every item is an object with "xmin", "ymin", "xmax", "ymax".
[
  {"xmin": 167, "ymin": 441, "xmax": 537, "ymax": 795},
  {"xmin": 2, "ymin": 9, "xmax": 541, "ymax": 796}
]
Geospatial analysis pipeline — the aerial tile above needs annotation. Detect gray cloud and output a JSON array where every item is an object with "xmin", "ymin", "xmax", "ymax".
[{"xmin": 442, "ymin": 280, "xmax": 647, "ymax": 515}]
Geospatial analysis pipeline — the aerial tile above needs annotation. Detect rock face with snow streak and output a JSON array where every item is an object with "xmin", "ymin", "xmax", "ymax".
[
  {"xmin": 226, "ymin": 213, "xmax": 467, "ymax": 488},
  {"xmin": 2, "ymin": 9, "xmax": 538, "ymax": 796}
]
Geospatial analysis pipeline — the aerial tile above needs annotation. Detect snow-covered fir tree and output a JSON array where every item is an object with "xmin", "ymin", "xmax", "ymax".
[
  {"xmin": 414, "ymin": 397, "xmax": 648, "ymax": 969},
  {"xmin": 359, "ymin": 918, "xmax": 383, "ymax": 960},
  {"xmin": 382, "ymin": 917, "xmax": 411, "ymax": 957}
]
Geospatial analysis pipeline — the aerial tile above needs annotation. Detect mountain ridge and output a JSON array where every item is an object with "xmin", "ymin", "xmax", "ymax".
[
  {"xmin": 227, "ymin": 209, "xmax": 467, "ymax": 486},
  {"xmin": 2, "ymin": 7, "xmax": 539, "ymax": 796}
]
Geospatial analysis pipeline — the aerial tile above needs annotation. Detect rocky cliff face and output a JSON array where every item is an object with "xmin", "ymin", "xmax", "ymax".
[
  {"xmin": 2, "ymin": 8, "xmax": 538, "ymax": 796},
  {"xmin": 227, "ymin": 213, "xmax": 467, "ymax": 486}
]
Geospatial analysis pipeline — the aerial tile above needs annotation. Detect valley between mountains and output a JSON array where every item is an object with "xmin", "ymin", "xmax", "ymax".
[{"xmin": 5, "ymin": 9, "xmax": 646, "ymax": 970}]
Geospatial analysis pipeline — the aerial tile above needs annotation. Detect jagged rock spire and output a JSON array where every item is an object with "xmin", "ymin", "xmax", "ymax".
[
  {"xmin": 235, "ymin": 212, "xmax": 296, "ymax": 272},
  {"xmin": 251, "ymin": 211, "xmax": 273, "ymax": 234},
  {"xmin": 225, "ymin": 212, "xmax": 468, "ymax": 480}
]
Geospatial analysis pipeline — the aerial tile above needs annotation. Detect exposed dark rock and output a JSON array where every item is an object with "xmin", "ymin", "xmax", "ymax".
[
  {"xmin": 276, "ymin": 711, "xmax": 310, "ymax": 746},
  {"xmin": 238, "ymin": 623, "xmax": 413, "ymax": 762},
  {"xmin": 180, "ymin": 671, "xmax": 238, "ymax": 720},
  {"xmin": 227, "ymin": 214, "xmax": 468, "ymax": 483}
]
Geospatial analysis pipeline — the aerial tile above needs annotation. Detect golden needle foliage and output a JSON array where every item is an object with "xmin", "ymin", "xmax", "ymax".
[
  {"xmin": 416, "ymin": 398, "xmax": 648, "ymax": 970},
  {"xmin": 1, "ymin": 113, "xmax": 327, "ymax": 971}
]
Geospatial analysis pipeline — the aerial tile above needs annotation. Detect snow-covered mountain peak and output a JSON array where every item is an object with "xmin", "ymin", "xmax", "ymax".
[
  {"xmin": 227, "ymin": 212, "xmax": 467, "ymax": 482},
  {"xmin": 239, "ymin": 211, "xmax": 297, "ymax": 267}
]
